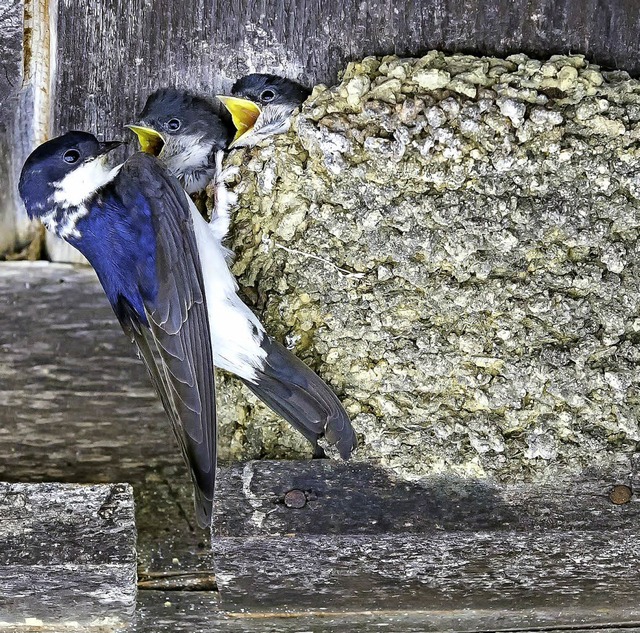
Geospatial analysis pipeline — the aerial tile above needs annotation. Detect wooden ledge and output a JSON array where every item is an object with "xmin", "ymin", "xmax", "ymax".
[
  {"xmin": 0, "ymin": 482, "xmax": 136, "ymax": 629},
  {"xmin": 212, "ymin": 459, "xmax": 640, "ymax": 627}
]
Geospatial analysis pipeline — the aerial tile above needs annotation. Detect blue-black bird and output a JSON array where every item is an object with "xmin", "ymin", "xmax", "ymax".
[
  {"xmin": 219, "ymin": 73, "xmax": 311, "ymax": 148},
  {"xmin": 18, "ymin": 131, "xmax": 357, "ymax": 526}
]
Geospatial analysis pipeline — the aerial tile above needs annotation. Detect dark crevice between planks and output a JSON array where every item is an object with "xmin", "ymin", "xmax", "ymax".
[
  {"xmin": 160, "ymin": 473, "xmax": 197, "ymax": 534},
  {"xmin": 137, "ymin": 571, "xmax": 217, "ymax": 592}
]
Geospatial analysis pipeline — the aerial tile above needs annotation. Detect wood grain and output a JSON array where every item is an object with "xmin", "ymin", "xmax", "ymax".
[
  {"xmin": 0, "ymin": 0, "xmax": 25, "ymax": 254},
  {"xmin": 213, "ymin": 460, "xmax": 640, "ymax": 536},
  {"xmin": 53, "ymin": 0, "xmax": 640, "ymax": 147},
  {"xmin": 212, "ymin": 460, "xmax": 640, "ymax": 619},
  {"xmin": 213, "ymin": 531, "xmax": 640, "ymax": 615},
  {"xmin": 0, "ymin": 482, "xmax": 136, "ymax": 626},
  {"xmin": 133, "ymin": 591, "xmax": 640, "ymax": 633}
]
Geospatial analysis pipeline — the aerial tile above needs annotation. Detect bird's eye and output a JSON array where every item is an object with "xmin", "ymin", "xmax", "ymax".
[
  {"xmin": 63, "ymin": 149, "xmax": 80, "ymax": 164},
  {"xmin": 260, "ymin": 89, "xmax": 276, "ymax": 103},
  {"xmin": 165, "ymin": 118, "xmax": 181, "ymax": 131}
]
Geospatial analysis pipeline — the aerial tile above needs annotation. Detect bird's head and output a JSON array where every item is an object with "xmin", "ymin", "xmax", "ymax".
[
  {"xmin": 128, "ymin": 88, "xmax": 234, "ymax": 173},
  {"xmin": 19, "ymin": 131, "xmax": 122, "ymax": 218},
  {"xmin": 219, "ymin": 73, "xmax": 311, "ymax": 148}
]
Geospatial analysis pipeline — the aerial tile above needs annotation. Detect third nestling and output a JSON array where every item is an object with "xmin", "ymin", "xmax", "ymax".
[{"xmin": 219, "ymin": 73, "xmax": 312, "ymax": 148}]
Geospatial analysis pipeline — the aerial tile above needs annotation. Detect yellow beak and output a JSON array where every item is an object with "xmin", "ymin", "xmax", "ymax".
[
  {"xmin": 125, "ymin": 125, "xmax": 165, "ymax": 156},
  {"xmin": 217, "ymin": 95, "xmax": 262, "ymax": 144}
]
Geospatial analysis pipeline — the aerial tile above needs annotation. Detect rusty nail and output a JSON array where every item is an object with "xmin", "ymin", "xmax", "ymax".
[
  {"xmin": 284, "ymin": 489, "xmax": 307, "ymax": 509},
  {"xmin": 609, "ymin": 484, "xmax": 632, "ymax": 505}
]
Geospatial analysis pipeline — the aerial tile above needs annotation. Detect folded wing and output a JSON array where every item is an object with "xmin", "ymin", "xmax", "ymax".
[
  {"xmin": 243, "ymin": 336, "xmax": 357, "ymax": 459},
  {"xmin": 112, "ymin": 153, "xmax": 217, "ymax": 528}
]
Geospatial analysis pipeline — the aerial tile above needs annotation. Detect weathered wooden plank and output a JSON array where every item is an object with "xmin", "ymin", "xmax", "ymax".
[
  {"xmin": 0, "ymin": 0, "xmax": 25, "ymax": 254},
  {"xmin": 0, "ymin": 139, "xmax": 19, "ymax": 254},
  {"xmin": 3, "ymin": 0, "xmax": 61, "ymax": 259},
  {"xmin": 53, "ymin": 0, "xmax": 640, "ymax": 152},
  {"xmin": 0, "ymin": 1, "xmax": 22, "ymax": 111},
  {"xmin": 213, "ymin": 531, "xmax": 640, "ymax": 616},
  {"xmin": 213, "ymin": 460, "xmax": 639, "ymax": 536},
  {"xmin": 212, "ymin": 460, "xmax": 640, "ymax": 619},
  {"xmin": 133, "ymin": 591, "xmax": 640, "ymax": 633},
  {"xmin": 0, "ymin": 482, "xmax": 136, "ymax": 628},
  {"xmin": 0, "ymin": 262, "xmax": 214, "ymax": 580}
]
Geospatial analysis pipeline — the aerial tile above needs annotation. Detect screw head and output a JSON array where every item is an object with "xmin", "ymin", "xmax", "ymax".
[
  {"xmin": 284, "ymin": 489, "xmax": 307, "ymax": 509},
  {"xmin": 609, "ymin": 485, "xmax": 633, "ymax": 505}
]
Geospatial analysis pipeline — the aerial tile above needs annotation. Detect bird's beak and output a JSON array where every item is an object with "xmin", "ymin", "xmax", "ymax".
[
  {"xmin": 217, "ymin": 95, "xmax": 262, "ymax": 146},
  {"xmin": 99, "ymin": 140, "xmax": 124, "ymax": 154},
  {"xmin": 125, "ymin": 125, "xmax": 165, "ymax": 156}
]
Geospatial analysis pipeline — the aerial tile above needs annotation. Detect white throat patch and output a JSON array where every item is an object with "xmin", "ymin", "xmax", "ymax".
[
  {"xmin": 162, "ymin": 133, "xmax": 215, "ymax": 193},
  {"xmin": 52, "ymin": 157, "xmax": 122, "ymax": 208}
]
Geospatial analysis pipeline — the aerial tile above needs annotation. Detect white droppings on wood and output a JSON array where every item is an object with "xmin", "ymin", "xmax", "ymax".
[{"xmin": 240, "ymin": 461, "xmax": 267, "ymax": 530}]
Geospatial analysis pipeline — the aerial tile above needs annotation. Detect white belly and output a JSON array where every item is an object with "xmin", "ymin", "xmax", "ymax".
[{"xmin": 187, "ymin": 196, "xmax": 266, "ymax": 382}]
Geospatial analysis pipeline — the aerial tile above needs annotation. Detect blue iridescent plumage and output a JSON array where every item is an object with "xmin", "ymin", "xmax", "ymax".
[
  {"xmin": 71, "ymin": 193, "xmax": 158, "ymax": 326},
  {"xmin": 19, "ymin": 131, "xmax": 218, "ymax": 527}
]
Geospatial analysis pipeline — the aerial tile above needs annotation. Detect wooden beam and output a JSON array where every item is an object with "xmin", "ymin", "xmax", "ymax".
[
  {"xmin": 53, "ymin": 0, "xmax": 640, "ymax": 152},
  {"xmin": 0, "ymin": 482, "xmax": 136, "ymax": 628},
  {"xmin": 212, "ymin": 459, "xmax": 640, "ymax": 626},
  {"xmin": 134, "ymin": 590, "xmax": 640, "ymax": 633}
]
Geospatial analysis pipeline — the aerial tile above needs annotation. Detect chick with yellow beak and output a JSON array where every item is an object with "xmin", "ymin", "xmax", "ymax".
[
  {"xmin": 127, "ymin": 88, "xmax": 235, "ymax": 194},
  {"xmin": 215, "ymin": 96, "xmax": 262, "ymax": 145},
  {"xmin": 126, "ymin": 124, "xmax": 166, "ymax": 156},
  {"xmin": 218, "ymin": 73, "xmax": 311, "ymax": 148}
]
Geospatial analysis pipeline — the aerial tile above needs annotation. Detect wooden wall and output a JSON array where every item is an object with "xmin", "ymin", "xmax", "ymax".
[
  {"xmin": 0, "ymin": 0, "xmax": 27, "ymax": 254},
  {"xmin": 2, "ymin": 0, "xmax": 640, "ymax": 260},
  {"xmin": 54, "ymin": 0, "xmax": 640, "ymax": 139}
]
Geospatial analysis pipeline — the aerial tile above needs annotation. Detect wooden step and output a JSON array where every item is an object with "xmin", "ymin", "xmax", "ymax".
[
  {"xmin": 0, "ymin": 482, "xmax": 136, "ymax": 629},
  {"xmin": 212, "ymin": 459, "xmax": 640, "ymax": 628}
]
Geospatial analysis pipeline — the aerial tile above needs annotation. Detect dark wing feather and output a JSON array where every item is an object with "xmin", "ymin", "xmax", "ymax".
[
  {"xmin": 114, "ymin": 153, "xmax": 217, "ymax": 528},
  {"xmin": 242, "ymin": 336, "xmax": 357, "ymax": 459}
]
